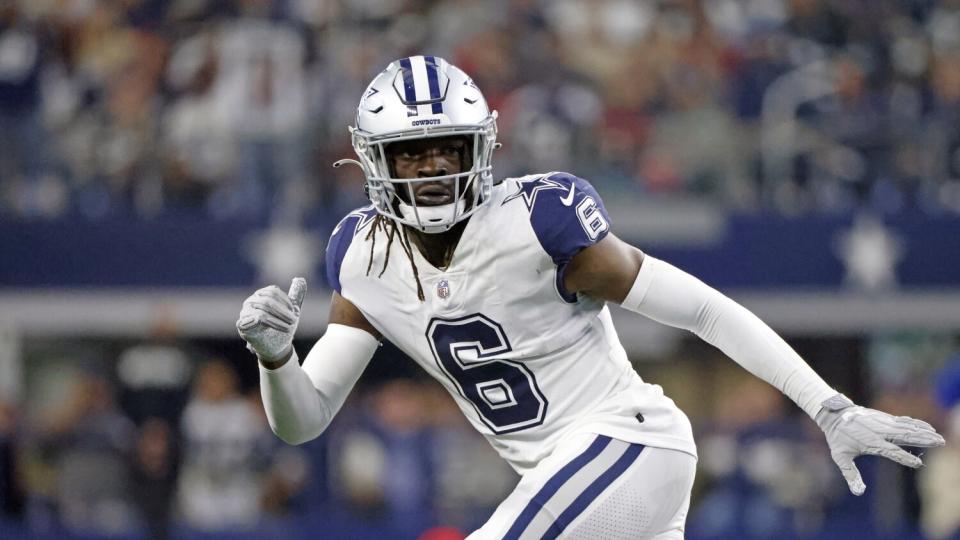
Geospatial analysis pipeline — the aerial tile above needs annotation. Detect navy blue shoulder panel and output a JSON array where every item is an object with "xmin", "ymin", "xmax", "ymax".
[
  {"xmin": 325, "ymin": 205, "xmax": 378, "ymax": 293},
  {"xmin": 507, "ymin": 172, "xmax": 612, "ymax": 301}
]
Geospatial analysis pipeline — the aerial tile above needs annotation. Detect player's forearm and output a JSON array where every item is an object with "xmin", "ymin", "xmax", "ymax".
[
  {"xmin": 260, "ymin": 353, "xmax": 332, "ymax": 444},
  {"xmin": 259, "ymin": 324, "xmax": 378, "ymax": 444},
  {"xmin": 621, "ymin": 256, "xmax": 836, "ymax": 418}
]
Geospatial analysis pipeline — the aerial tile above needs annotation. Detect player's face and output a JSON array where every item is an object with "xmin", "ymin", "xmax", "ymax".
[{"xmin": 387, "ymin": 136, "xmax": 471, "ymax": 207}]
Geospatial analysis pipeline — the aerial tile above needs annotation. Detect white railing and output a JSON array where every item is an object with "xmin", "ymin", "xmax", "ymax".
[{"xmin": 2, "ymin": 288, "xmax": 959, "ymax": 338}]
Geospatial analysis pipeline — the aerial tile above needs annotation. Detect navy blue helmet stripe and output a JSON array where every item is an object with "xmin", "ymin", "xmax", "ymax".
[
  {"xmin": 502, "ymin": 435, "xmax": 611, "ymax": 540},
  {"xmin": 541, "ymin": 443, "xmax": 645, "ymax": 539},
  {"xmin": 424, "ymin": 56, "xmax": 443, "ymax": 114},
  {"xmin": 398, "ymin": 57, "xmax": 417, "ymax": 116},
  {"xmin": 398, "ymin": 57, "xmax": 417, "ymax": 102}
]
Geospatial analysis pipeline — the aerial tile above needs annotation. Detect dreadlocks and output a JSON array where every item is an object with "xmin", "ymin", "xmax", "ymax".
[{"xmin": 364, "ymin": 214, "xmax": 425, "ymax": 301}]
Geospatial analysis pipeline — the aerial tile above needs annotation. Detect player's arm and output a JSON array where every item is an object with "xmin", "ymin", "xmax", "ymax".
[
  {"xmin": 566, "ymin": 235, "xmax": 838, "ymax": 418},
  {"xmin": 238, "ymin": 280, "xmax": 379, "ymax": 445},
  {"xmin": 565, "ymin": 234, "xmax": 944, "ymax": 494}
]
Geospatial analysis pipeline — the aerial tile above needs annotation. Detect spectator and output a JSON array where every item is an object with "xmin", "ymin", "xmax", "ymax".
[
  {"xmin": 689, "ymin": 376, "xmax": 836, "ymax": 539},
  {"xmin": 0, "ymin": 3, "xmax": 61, "ymax": 217},
  {"xmin": 924, "ymin": 51, "xmax": 960, "ymax": 212},
  {"xmin": 131, "ymin": 417, "xmax": 179, "ymax": 540},
  {"xmin": 333, "ymin": 379, "xmax": 437, "ymax": 534},
  {"xmin": 116, "ymin": 338, "xmax": 193, "ymax": 424},
  {"xmin": 162, "ymin": 29, "xmax": 236, "ymax": 214},
  {"xmin": 919, "ymin": 356, "xmax": 960, "ymax": 540},
  {"xmin": 204, "ymin": 0, "xmax": 310, "ymax": 219},
  {"xmin": 0, "ymin": 399, "xmax": 23, "ymax": 522},
  {"xmin": 176, "ymin": 359, "xmax": 270, "ymax": 530},
  {"xmin": 41, "ymin": 373, "xmax": 138, "ymax": 534}
]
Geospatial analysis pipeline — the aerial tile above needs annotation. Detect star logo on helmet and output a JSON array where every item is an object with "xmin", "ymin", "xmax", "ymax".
[{"xmin": 361, "ymin": 87, "xmax": 383, "ymax": 113}]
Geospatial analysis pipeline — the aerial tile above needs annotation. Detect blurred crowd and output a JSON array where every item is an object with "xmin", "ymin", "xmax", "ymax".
[
  {"xmin": 0, "ymin": 339, "xmax": 517, "ymax": 539},
  {"xmin": 0, "ymin": 334, "xmax": 957, "ymax": 540},
  {"xmin": 4, "ymin": 0, "xmax": 960, "ymax": 222}
]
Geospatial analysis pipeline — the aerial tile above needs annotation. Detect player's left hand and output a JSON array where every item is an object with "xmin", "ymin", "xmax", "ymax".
[{"xmin": 815, "ymin": 393, "xmax": 945, "ymax": 495}]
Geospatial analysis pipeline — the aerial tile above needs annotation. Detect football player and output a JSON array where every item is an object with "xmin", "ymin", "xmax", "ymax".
[{"xmin": 237, "ymin": 56, "xmax": 944, "ymax": 539}]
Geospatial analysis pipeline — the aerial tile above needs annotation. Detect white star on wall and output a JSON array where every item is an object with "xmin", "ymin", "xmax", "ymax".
[
  {"xmin": 244, "ymin": 227, "xmax": 322, "ymax": 286},
  {"xmin": 834, "ymin": 214, "xmax": 904, "ymax": 292}
]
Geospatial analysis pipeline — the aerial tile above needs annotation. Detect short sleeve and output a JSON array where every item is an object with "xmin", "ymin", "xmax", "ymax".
[
  {"xmin": 525, "ymin": 172, "xmax": 612, "ymax": 301},
  {"xmin": 325, "ymin": 206, "xmax": 377, "ymax": 293}
]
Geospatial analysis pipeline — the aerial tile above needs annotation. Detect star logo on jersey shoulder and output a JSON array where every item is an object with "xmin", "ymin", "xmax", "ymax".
[
  {"xmin": 331, "ymin": 205, "xmax": 377, "ymax": 238},
  {"xmin": 502, "ymin": 176, "xmax": 566, "ymax": 211}
]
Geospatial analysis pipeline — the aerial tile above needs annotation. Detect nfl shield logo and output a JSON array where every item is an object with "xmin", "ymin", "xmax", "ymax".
[{"xmin": 437, "ymin": 279, "xmax": 450, "ymax": 299}]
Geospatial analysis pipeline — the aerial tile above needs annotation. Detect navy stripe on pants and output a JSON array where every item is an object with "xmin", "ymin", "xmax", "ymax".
[
  {"xmin": 502, "ymin": 436, "xmax": 612, "ymax": 540},
  {"xmin": 502, "ymin": 436, "xmax": 646, "ymax": 539},
  {"xmin": 542, "ymin": 443, "xmax": 645, "ymax": 539}
]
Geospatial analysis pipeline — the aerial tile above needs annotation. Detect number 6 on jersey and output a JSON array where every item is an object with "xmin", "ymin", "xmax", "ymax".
[{"xmin": 426, "ymin": 314, "xmax": 548, "ymax": 434}]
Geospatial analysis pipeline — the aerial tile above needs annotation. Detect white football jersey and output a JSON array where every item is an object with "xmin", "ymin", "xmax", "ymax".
[{"xmin": 326, "ymin": 172, "xmax": 696, "ymax": 474}]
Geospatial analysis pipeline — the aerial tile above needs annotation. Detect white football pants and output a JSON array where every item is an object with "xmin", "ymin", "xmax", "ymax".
[{"xmin": 468, "ymin": 434, "xmax": 696, "ymax": 540}]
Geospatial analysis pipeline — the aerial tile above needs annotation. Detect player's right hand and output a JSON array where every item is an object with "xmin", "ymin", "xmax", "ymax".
[{"xmin": 237, "ymin": 278, "xmax": 307, "ymax": 365}]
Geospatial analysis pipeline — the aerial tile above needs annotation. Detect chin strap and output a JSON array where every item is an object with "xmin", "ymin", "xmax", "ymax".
[{"xmin": 398, "ymin": 198, "xmax": 466, "ymax": 234}]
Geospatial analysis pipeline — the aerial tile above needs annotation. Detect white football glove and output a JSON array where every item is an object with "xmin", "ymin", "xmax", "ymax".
[
  {"xmin": 237, "ymin": 278, "xmax": 307, "ymax": 365},
  {"xmin": 815, "ymin": 393, "xmax": 945, "ymax": 495}
]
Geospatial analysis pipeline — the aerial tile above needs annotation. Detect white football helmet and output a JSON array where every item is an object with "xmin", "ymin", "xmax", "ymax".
[{"xmin": 335, "ymin": 56, "xmax": 498, "ymax": 234}]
